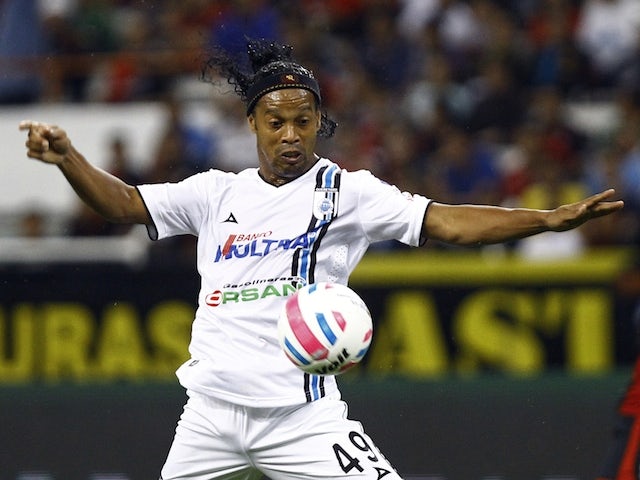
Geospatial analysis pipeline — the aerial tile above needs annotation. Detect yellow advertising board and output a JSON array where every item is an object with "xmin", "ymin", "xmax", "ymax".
[{"xmin": 0, "ymin": 248, "xmax": 634, "ymax": 382}]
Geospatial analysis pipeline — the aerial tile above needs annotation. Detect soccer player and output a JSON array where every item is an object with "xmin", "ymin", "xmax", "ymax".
[
  {"xmin": 20, "ymin": 40, "xmax": 623, "ymax": 480},
  {"xmin": 596, "ymin": 263, "xmax": 640, "ymax": 480}
]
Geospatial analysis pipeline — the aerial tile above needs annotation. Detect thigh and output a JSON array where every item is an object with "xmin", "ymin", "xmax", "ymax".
[
  {"xmin": 160, "ymin": 391, "xmax": 263, "ymax": 480},
  {"xmin": 251, "ymin": 396, "xmax": 403, "ymax": 480}
]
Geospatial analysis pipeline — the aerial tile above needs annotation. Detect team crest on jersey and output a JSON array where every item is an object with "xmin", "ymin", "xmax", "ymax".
[{"xmin": 312, "ymin": 187, "xmax": 339, "ymax": 221}]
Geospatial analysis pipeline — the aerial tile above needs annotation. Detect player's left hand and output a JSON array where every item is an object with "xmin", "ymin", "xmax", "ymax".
[{"xmin": 546, "ymin": 189, "xmax": 624, "ymax": 231}]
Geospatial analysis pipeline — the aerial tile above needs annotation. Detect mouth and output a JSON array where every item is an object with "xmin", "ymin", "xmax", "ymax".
[{"xmin": 279, "ymin": 149, "xmax": 304, "ymax": 164}]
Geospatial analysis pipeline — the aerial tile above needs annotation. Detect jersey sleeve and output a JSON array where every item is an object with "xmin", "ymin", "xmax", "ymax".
[
  {"xmin": 354, "ymin": 170, "xmax": 431, "ymax": 247},
  {"xmin": 137, "ymin": 171, "xmax": 214, "ymax": 240}
]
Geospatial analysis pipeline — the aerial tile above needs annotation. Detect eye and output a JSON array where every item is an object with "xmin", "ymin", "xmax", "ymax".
[{"xmin": 269, "ymin": 119, "xmax": 282, "ymax": 129}]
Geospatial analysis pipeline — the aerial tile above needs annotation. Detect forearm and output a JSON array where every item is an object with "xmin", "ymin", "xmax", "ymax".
[
  {"xmin": 20, "ymin": 120, "xmax": 150, "ymax": 225},
  {"xmin": 425, "ymin": 203, "xmax": 550, "ymax": 246},
  {"xmin": 58, "ymin": 145, "xmax": 147, "ymax": 224},
  {"xmin": 424, "ymin": 190, "xmax": 623, "ymax": 246}
]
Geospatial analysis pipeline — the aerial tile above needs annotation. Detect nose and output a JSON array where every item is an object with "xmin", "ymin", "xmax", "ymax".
[{"xmin": 281, "ymin": 123, "xmax": 299, "ymax": 143}]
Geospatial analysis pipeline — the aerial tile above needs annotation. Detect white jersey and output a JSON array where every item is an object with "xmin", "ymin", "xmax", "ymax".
[{"xmin": 138, "ymin": 157, "xmax": 430, "ymax": 407}]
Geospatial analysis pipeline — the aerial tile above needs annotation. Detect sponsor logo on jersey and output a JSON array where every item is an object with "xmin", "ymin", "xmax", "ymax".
[
  {"xmin": 214, "ymin": 230, "xmax": 318, "ymax": 263},
  {"xmin": 205, "ymin": 276, "xmax": 306, "ymax": 307}
]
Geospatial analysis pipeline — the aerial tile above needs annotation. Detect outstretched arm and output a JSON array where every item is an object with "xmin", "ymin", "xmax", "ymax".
[
  {"xmin": 424, "ymin": 189, "xmax": 624, "ymax": 246},
  {"xmin": 19, "ymin": 121, "xmax": 151, "ymax": 225}
]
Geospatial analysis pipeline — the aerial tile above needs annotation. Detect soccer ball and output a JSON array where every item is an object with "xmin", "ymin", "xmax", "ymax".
[{"xmin": 278, "ymin": 282, "xmax": 373, "ymax": 375}]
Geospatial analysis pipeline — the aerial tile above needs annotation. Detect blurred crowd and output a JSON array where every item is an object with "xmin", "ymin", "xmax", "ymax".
[{"xmin": 3, "ymin": 0, "xmax": 640, "ymax": 256}]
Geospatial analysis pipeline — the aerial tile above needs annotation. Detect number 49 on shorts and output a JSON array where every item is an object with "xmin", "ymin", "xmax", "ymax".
[{"xmin": 332, "ymin": 431, "xmax": 393, "ymax": 479}]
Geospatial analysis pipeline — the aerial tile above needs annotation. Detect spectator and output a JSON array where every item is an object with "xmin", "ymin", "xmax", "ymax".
[
  {"xmin": 68, "ymin": 133, "xmax": 142, "ymax": 236},
  {"xmin": 2, "ymin": 0, "xmax": 639, "ymax": 251},
  {"xmin": 105, "ymin": 134, "xmax": 144, "ymax": 186},
  {"xmin": 45, "ymin": 0, "xmax": 119, "ymax": 101},
  {"xmin": 575, "ymin": 0, "xmax": 640, "ymax": 88},
  {"xmin": 609, "ymin": 123, "xmax": 640, "ymax": 210},
  {"xmin": 582, "ymin": 146, "xmax": 640, "ymax": 246},
  {"xmin": 208, "ymin": 0, "xmax": 282, "ymax": 59},
  {"xmin": 428, "ymin": 127, "xmax": 501, "ymax": 206},
  {"xmin": 67, "ymin": 202, "xmax": 117, "ymax": 236},
  {"xmin": 516, "ymin": 163, "xmax": 588, "ymax": 259},
  {"xmin": 396, "ymin": 0, "xmax": 441, "ymax": 42},
  {"xmin": 467, "ymin": 57, "xmax": 525, "ymax": 142},
  {"xmin": 527, "ymin": 86, "xmax": 588, "ymax": 181},
  {"xmin": 0, "ymin": 0, "xmax": 48, "ymax": 103},
  {"xmin": 356, "ymin": 5, "xmax": 411, "ymax": 91},
  {"xmin": 402, "ymin": 51, "xmax": 474, "ymax": 130},
  {"xmin": 435, "ymin": 0, "xmax": 489, "ymax": 80},
  {"xmin": 526, "ymin": 0, "xmax": 588, "ymax": 93},
  {"xmin": 18, "ymin": 208, "xmax": 47, "ymax": 237},
  {"xmin": 147, "ymin": 97, "xmax": 218, "ymax": 184},
  {"xmin": 209, "ymin": 92, "xmax": 258, "ymax": 173}
]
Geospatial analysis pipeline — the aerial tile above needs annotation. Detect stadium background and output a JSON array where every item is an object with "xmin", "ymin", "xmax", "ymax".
[{"xmin": 2, "ymin": 0, "xmax": 640, "ymax": 479}]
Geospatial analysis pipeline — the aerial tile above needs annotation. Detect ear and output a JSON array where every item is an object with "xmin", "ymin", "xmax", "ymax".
[
  {"xmin": 315, "ymin": 109, "xmax": 322, "ymax": 132},
  {"xmin": 248, "ymin": 114, "xmax": 257, "ymax": 133}
]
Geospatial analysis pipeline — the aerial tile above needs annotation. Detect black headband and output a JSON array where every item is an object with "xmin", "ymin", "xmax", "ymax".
[{"xmin": 245, "ymin": 71, "xmax": 321, "ymax": 115}]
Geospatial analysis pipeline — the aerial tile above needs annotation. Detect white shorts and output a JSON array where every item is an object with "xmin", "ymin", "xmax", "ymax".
[{"xmin": 160, "ymin": 390, "xmax": 403, "ymax": 480}]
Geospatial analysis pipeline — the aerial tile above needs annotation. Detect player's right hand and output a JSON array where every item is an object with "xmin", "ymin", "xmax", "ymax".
[{"xmin": 19, "ymin": 121, "xmax": 71, "ymax": 165}]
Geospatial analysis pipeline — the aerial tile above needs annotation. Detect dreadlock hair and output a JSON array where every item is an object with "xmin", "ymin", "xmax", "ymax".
[{"xmin": 202, "ymin": 39, "xmax": 337, "ymax": 138}]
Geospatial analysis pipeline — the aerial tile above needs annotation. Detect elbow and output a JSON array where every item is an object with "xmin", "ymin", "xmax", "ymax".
[
  {"xmin": 428, "ymin": 225, "xmax": 494, "ymax": 247},
  {"xmin": 95, "ymin": 207, "xmax": 128, "ymax": 224},
  {"xmin": 428, "ymin": 229, "xmax": 471, "ymax": 246},
  {"xmin": 425, "ymin": 203, "xmax": 471, "ymax": 246},
  {"xmin": 445, "ymin": 234, "xmax": 486, "ymax": 247},
  {"xmin": 104, "ymin": 213, "xmax": 131, "ymax": 224},
  {"xmin": 95, "ymin": 188, "xmax": 147, "ymax": 225}
]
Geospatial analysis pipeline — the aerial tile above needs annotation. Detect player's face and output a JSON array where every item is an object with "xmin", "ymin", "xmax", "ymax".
[{"xmin": 249, "ymin": 88, "xmax": 322, "ymax": 186}]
